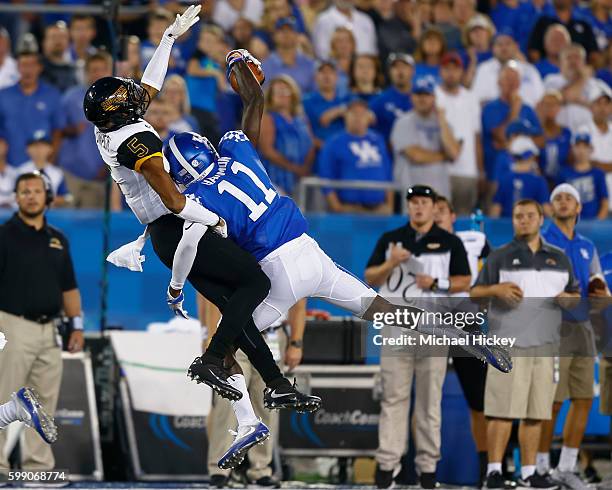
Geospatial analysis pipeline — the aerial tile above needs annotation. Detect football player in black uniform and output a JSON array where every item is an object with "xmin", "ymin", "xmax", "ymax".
[{"xmin": 84, "ymin": 6, "xmax": 317, "ymax": 418}]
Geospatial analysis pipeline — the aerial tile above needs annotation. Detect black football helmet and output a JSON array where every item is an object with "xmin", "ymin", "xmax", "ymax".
[{"xmin": 83, "ymin": 76, "xmax": 150, "ymax": 132}]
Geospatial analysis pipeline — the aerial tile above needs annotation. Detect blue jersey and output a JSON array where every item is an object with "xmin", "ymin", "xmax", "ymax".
[
  {"xmin": 493, "ymin": 170, "xmax": 549, "ymax": 217},
  {"xmin": 182, "ymin": 131, "xmax": 308, "ymax": 261},
  {"xmin": 539, "ymin": 127, "xmax": 571, "ymax": 181},
  {"xmin": 369, "ymin": 87, "xmax": 412, "ymax": 142}
]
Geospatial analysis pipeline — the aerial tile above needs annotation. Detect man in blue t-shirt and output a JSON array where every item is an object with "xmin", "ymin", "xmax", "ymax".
[
  {"xmin": 318, "ymin": 97, "xmax": 392, "ymax": 214},
  {"xmin": 369, "ymin": 53, "xmax": 413, "ymax": 144},
  {"xmin": 481, "ymin": 63, "xmax": 542, "ymax": 184},
  {"xmin": 0, "ymin": 51, "xmax": 62, "ymax": 167},
  {"xmin": 303, "ymin": 61, "xmax": 349, "ymax": 147},
  {"xmin": 537, "ymin": 182, "xmax": 607, "ymax": 486}
]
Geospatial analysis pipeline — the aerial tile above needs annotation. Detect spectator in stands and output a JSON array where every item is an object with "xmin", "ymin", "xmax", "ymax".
[
  {"xmin": 489, "ymin": 0, "xmax": 541, "ymax": 53},
  {"xmin": 538, "ymin": 89, "xmax": 572, "ymax": 183},
  {"xmin": 257, "ymin": 0, "xmax": 310, "ymax": 53},
  {"xmin": 262, "ymin": 17, "xmax": 315, "ymax": 94},
  {"xmin": 597, "ymin": 43, "xmax": 612, "ymax": 89},
  {"xmin": 481, "ymin": 63, "xmax": 543, "ymax": 193},
  {"xmin": 0, "ymin": 28, "xmax": 18, "ymax": 91},
  {"xmin": 186, "ymin": 25, "xmax": 226, "ymax": 146},
  {"xmin": 574, "ymin": 0, "xmax": 612, "ymax": 53},
  {"xmin": 557, "ymin": 131, "xmax": 608, "ymax": 220},
  {"xmin": 376, "ymin": 0, "xmax": 418, "ymax": 64},
  {"xmin": 453, "ymin": 0, "xmax": 477, "ymax": 31},
  {"xmin": 472, "ymin": 198, "xmax": 578, "ymax": 490},
  {"xmin": 328, "ymin": 26, "xmax": 355, "ymax": 97},
  {"xmin": 0, "ymin": 51, "xmax": 61, "ymax": 167},
  {"xmin": 391, "ymin": 77, "xmax": 460, "ymax": 200},
  {"xmin": 472, "ymin": 31, "xmax": 544, "ymax": 108},
  {"xmin": 544, "ymin": 44, "xmax": 599, "ymax": 134},
  {"xmin": 116, "ymin": 36, "xmax": 142, "ymax": 80},
  {"xmin": 414, "ymin": 28, "xmax": 446, "ymax": 84},
  {"xmin": 586, "ymin": 81, "xmax": 612, "ymax": 205},
  {"xmin": 58, "ymin": 52, "xmax": 112, "ymax": 209},
  {"xmin": 313, "ymin": 0, "xmax": 378, "ymax": 60},
  {"xmin": 0, "ymin": 134, "xmax": 15, "ymax": 208},
  {"xmin": 230, "ymin": 17, "xmax": 256, "ymax": 51},
  {"xmin": 213, "ymin": 0, "xmax": 264, "ymax": 33},
  {"xmin": 370, "ymin": 53, "xmax": 413, "ymax": 143},
  {"xmin": 349, "ymin": 54, "xmax": 384, "ymax": 103},
  {"xmin": 432, "ymin": 0, "xmax": 461, "ymax": 51},
  {"xmin": 145, "ymin": 96, "xmax": 174, "ymax": 146},
  {"xmin": 528, "ymin": 0, "xmax": 599, "ymax": 65},
  {"xmin": 68, "ymin": 15, "xmax": 97, "ymax": 86},
  {"xmin": 490, "ymin": 136, "xmax": 551, "ymax": 218},
  {"xmin": 494, "ymin": 119, "xmax": 543, "ymax": 187},
  {"xmin": 304, "ymin": 61, "xmax": 349, "ymax": 149},
  {"xmin": 41, "ymin": 22, "xmax": 78, "ymax": 93},
  {"xmin": 259, "ymin": 75, "xmax": 315, "ymax": 196},
  {"xmin": 461, "ymin": 14, "xmax": 495, "ymax": 88},
  {"xmin": 435, "ymin": 52, "xmax": 483, "ymax": 215},
  {"xmin": 318, "ymin": 97, "xmax": 393, "ymax": 214},
  {"xmin": 535, "ymin": 25, "xmax": 571, "ymax": 79},
  {"xmin": 141, "ymin": 9, "xmax": 185, "ymax": 76},
  {"xmin": 161, "ymin": 74, "xmax": 200, "ymax": 134},
  {"xmin": 17, "ymin": 131, "xmax": 70, "ymax": 207}
]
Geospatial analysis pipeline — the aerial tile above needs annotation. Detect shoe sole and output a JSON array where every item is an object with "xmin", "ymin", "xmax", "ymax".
[
  {"xmin": 264, "ymin": 398, "xmax": 322, "ymax": 413},
  {"xmin": 187, "ymin": 367, "xmax": 242, "ymax": 402},
  {"xmin": 218, "ymin": 431, "xmax": 271, "ymax": 470},
  {"xmin": 17, "ymin": 387, "xmax": 58, "ymax": 444}
]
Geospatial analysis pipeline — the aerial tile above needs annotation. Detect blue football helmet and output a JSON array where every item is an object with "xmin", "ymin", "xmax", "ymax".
[{"xmin": 165, "ymin": 132, "xmax": 220, "ymax": 187}]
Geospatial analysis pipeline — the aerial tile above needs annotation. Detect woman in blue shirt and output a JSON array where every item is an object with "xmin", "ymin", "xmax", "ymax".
[
  {"xmin": 259, "ymin": 75, "xmax": 316, "ymax": 196},
  {"xmin": 349, "ymin": 54, "xmax": 384, "ymax": 104},
  {"xmin": 414, "ymin": 28, "xmax": 446, "ymax": 84},
  {"xmin": 329, "ymin": 27, "xmax": 355, "ymax": 98},
  {"xmin": 460, "ymin": 14, "xmax": 494, "ymax": 87}
]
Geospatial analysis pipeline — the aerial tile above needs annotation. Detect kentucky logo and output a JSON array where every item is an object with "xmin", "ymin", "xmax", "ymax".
[
  {"xmin": 49, "ymin": 237, "xmax": 63, "ymax": 250},
  {"xmin": 101, "ymin": 85, "xmax": 128, "ymax": 112},
  {"xmin": 580, "ymin": 248, "xmax": 590, "ymax": 260}
]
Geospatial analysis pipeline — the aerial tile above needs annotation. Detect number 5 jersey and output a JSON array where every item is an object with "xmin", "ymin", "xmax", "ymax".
[{"xmin": 182, "ymin": 130, "xmax": 308, "ymax": 261}]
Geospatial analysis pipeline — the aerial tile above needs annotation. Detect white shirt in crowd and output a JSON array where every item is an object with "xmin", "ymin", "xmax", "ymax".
[
  {"xmin": 313, "ymin": 6, "xmax": 378, "ymax": 60},
  {"xmin": 544, "ymin": 74, "xmax": 599, "ymax": 133},
  {"xmin": 586, "ymin": 119, "xmax": 612, "ymax": 210},
  {"xmin": 0, "ymin": 56, "xmax": 18, "ymax": 91},
  {"xmin": 212, "ymin": 0, "xmax": 264, "ymax": 32},
  {"xmin": 16, "ymin": 161, "xmax": 66, "ymax": 197},
  {"xmin": 472, "ymin": 58, "xmax": 544, "ymax": 108},
  {"xmin": 0, "ymin": 164, "xmax": 17, "ymax": 208},
  {"xmin": 434, "ymin": 85, "xmax": 481, "ymax": 178}
]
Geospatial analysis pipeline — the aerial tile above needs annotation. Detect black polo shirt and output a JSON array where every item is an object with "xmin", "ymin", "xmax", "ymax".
[
  {"xmin": 528, "ymin": 15, "xmax": 598, "ymax": 58},
  {"xmin": 367, "ymin": 222, "xmax": 470, "ymax": 298},
  {"xmin": 475, "ymin": 237, "xmax": 579, "ymax": 296},
  {"xmin": 0, "ymin": 214, "xmax": 77, "ymax": 319}
]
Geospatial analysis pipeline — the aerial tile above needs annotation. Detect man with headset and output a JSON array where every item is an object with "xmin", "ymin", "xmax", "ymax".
[{"xmin": 0, "ymin": 171, "xmax": 83, "ymax": 474}]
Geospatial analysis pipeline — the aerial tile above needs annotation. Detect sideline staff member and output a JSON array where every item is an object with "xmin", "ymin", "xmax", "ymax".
[
  {"xmin": 365, "ymin": 185, "xmax": 471, "ymax": 490},
  {"xmin": 0, "ymin": 171, "xmax": 83, "ymax": 472}
]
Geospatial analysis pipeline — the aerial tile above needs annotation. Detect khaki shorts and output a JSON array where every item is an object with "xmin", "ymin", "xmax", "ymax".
[
  {"xmin": 554, "ymin": 356, "xmax": 594, "ymax": 402},
  {"xmin": 600, "ymin": 358, "xmax": 612, "ymax": 415},
  {"xmin": 485, "ymin": 352, "xmax": 555, "ymax": 420}
]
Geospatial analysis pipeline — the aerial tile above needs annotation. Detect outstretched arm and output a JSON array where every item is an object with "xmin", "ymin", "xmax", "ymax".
[
  {"xmin": 141, "ymin": 4, "xmax": 201, "ymax": 100},
  {"xmin": 227, "ymin": 52, "xmax": 265, "ymax": 145}
]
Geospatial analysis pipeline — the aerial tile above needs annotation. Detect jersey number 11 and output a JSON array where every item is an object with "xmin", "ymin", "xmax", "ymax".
[{"xmin": 217, "ymin": 161, "xmax": 277, "ymax": 221}]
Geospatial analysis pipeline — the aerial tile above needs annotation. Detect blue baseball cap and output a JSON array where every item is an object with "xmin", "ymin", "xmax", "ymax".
[
  {"xmin": 275, "ymin": 16, "xmax": 297, "ymax": 30},
  {"xmin": 505, "ymin": 119, "xmax": 537, "ymax": 138},
  {"xmin": 572, "ymin": 131, "xmax": 592, "ymax": 146},
  {"xmin": 413, "ymin": 77, "xmax": 436, "ymax": 95},
  {"xmin": 493, "ymin": 26, "xmax": 516, "ymax": 42},
  {"xmin": 27, "ymin": 129, "xmax": 51, "ymax": 145}
]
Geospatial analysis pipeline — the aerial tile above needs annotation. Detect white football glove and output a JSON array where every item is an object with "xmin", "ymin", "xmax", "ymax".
[
  {"xmin": 212, "ymin": 217, "xmax": 228, "ymax": 238},
  {"xmin": 164, "ymin": 4, "xmax": 201, "ymax": 40},
  {"xmin": 167, "ymin": 287, "xmax": 189, "ymax": 319},
  {"xmin": 0, "ymin": 331, "xmax": 6, "ymax": 351}
]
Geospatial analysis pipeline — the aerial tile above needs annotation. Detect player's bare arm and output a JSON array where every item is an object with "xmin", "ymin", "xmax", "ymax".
[
  {"xmin": 139, "ymin": 156, "xmax": 187, "ymax": 213},
  {"xmin": 228, "ymin": 53, "xmax": 265, "ymax": 145}
]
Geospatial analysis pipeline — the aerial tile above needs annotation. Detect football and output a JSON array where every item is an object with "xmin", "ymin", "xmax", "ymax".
[{"xmin": 230, "ymin": 59, "xmax": 265, "ymax": 92}]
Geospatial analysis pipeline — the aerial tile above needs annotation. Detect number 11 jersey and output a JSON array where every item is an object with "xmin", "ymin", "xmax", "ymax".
[{"xmin": 184, "ymin": 130, "xmax": 308, "ymax": 261}]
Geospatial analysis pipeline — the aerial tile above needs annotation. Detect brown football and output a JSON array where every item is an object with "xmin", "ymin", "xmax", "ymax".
[{"xmin": 230, "ymin": 60, "xmax": 265, "ymax": 92}]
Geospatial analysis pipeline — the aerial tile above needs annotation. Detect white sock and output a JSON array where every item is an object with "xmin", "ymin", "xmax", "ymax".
[
  {"xmin": 227, "ymin": 375, "xmax": 259, "ymax": 426},
  {"xmin": 558, "ymin": 446, "xmax": 579, "ymax": 472},
  {"xmin": 536, "ymin": 452, "xmax": 550, "ymax": 474},
  {"xmin": 487, "ymin": 462, "xmax": 502, "ymax": 476},
  {"xmin": 0, "ymin": 398, "xmax": 18, "ymax": 429},
  {"xmin": 521, "ymin": 465, "xmax": 536, "ymax": 480}
]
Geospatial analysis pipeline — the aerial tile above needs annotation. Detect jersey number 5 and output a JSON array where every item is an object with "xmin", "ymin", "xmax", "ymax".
[{"xmin": 217, "ymin": 161, "xmax": 276, "ymax": 221}]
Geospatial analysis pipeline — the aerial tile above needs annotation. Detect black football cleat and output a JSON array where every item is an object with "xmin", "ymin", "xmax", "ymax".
[
  {"xmin": 187, "ymin": 356, "xmax": 242, "ymax": 401},
  {"xmin": 264, "ymin": 378, "xmax": 321, "ymax": 413}
]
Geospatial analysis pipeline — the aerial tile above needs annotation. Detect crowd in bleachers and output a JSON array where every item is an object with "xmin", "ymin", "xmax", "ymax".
[{"xmin": 0, "ymin": 0, "xmax": 610, "ymax": 216}]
